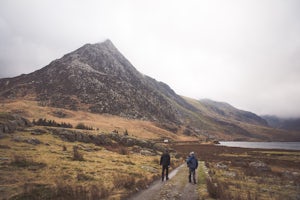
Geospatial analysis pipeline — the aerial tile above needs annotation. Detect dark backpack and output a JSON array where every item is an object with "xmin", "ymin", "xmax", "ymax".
[{"xmin": 188, "ymin": 156, "xmax": 198, "ymax": 169}]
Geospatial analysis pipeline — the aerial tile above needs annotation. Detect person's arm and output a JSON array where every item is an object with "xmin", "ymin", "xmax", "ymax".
[
  {"xmin": 187, "ymin": 156, "xmax": 191, "ymax": 165},
  {"xmin": 160, "ymin": 156, "xmax": 162, "ymax": 165}
]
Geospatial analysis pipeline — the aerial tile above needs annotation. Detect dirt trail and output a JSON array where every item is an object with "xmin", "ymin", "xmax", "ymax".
[{"xmin": 127, "ymin": 164, "xmax": 199, "ymax": 200}]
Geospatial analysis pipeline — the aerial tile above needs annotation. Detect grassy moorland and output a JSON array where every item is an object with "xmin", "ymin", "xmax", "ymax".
[
  {"xmin": 0, "ymin": 100, "xmax": 195, "ymax": 141},
  {"xmin": 1, "ymin": 100, "xmax": 300, "ymax": 199},
  {"xmin": 0, "ymin": 127, "xmax": 183, "ymax": 199},
  {"xmin": 173, "ymin": 143, "xmax": 300, "ymax": 200}
]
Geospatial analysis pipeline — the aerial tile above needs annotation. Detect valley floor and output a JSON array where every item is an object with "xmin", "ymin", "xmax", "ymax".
[{"xmin": 0, "ymin": 121, "xmax": 299, "ymax": 199}]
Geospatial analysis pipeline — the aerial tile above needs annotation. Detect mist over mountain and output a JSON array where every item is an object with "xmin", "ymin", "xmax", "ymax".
[
  {"xmin": 262, "ymin": 115, "xmax": 300, "ymax": 131},
  {"xmin": 199, "ymin": 99, "xmax": 268, "ymax": 126},
  {"xmin": 0, "ymin": 40, "xmax": 299, "ymax": 141}
]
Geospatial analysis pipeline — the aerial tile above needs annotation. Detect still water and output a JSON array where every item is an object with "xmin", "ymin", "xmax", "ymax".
[{"xmin": 218, "ymin": 141, "xmax": 300, "ymax": 150}]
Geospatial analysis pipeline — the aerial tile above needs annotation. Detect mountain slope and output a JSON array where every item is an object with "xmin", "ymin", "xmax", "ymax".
[
  {"xmin": 199, "ymin": 99, "xmax": 268, "ymax": 126},
  {"xmin": 262, "ymin": 115, "xmax": 300, "ymax": 131},
  {"xmin": 0, "ymin": 40, "xmax": 191, "ymax": 124},
  {"xmin": 0, "ymin": 40, "xmax": 299, "ymax": 141}
]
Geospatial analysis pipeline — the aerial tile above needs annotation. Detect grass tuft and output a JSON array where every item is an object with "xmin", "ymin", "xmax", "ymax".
[{"xmin": 73, "ymin": 145, "xmax": 84, "ymax": 161}]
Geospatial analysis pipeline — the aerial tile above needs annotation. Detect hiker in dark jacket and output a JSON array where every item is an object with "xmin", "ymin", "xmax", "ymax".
[
  {"xmin": 160, "ymin": 149, "xmax": 170, "ymax": 181},
  {"xmin": 187, "ymin": 152, "xmax": 198, "ymax": 184}
]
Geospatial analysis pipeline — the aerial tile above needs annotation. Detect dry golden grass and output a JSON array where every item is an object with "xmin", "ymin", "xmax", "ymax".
[
  {"xmin": 0, "ymin": 128, "xmax": 180, "ymax": 199},
  {"xmin": 0, "ymin": 100, "xmax": 195, "ymax": 141}
]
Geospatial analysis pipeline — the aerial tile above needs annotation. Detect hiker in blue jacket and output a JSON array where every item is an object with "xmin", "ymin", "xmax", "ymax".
[
  {"xmin": 187, "ymin": 152, "xmax": 198, "ymax": 184},
  {"xmin": 160, "ymin": 149, "xmax": 170, "ymax": 181}
]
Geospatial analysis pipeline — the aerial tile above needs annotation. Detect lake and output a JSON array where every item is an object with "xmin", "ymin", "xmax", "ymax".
[{"xmin": 218, "ymin": 141, "xmax": 300, "ymax": 150}]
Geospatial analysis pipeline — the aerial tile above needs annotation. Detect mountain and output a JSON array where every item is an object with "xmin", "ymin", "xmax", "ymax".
[
  {"xmin": 199, "ymin": 99, "xmax": 268, "ymax": 126},
  {"xmin": 0, "ymin": 40, "xmax": 299, "ymax": 141},
  {"xmin": 0, "ymin": 40, "xmax": 191, "ymax": 124},
  {"xmin": 262, "ymin": 115, "xmax": 300, "ymax": 131}
]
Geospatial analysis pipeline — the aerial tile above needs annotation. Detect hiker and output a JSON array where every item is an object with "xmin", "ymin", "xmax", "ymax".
[
  {"xmin": 160, "ymin": 149, "xmax": 170, "ymax": 181},
  {"xmin": 187, "ymin": 151, "xmax": 198, "ymax": 184}
]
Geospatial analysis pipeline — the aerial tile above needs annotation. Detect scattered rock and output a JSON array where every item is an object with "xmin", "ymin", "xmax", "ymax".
[
  {"xmin": 52, "ymin": 110, "xmax": 68, "ymax": 118},
  {"xmin": 249, "ymin": 161, "xmax": 270, "ymax": 172},
  {"xmin": 26, "ymin": 138, "xmax": 42, "ymax": 145},
  {"xmin": 283, "ymin": 171, "xmax": 300, "ymax": 179},
  {"xmin": 140, "ymin": 149, "xmax": 156, "ymax": 156},
  {"xmin": 0, "ymin": 113, "xmax": 31, "ymax": 134},
  {"xmin": 0, "ymin": 157, "xmax": 10, "ymax": 162},
  {"xmin": 224, "ymin": 171, "xmax": 237, "ymax": 178},
  {"xmin": 47, "ymin": 127, "xmax": 165, "ymax": 152},
  {"xmin": 216, "ymin": 162, "xmax": 228, "ymax": 170},
  {"xmin": 141, "ymin": 165, "xmax": 158, "ymax": 173},
  {"xmin": 31, "ymin": 128, "xmax": 47, "ymax": 135},
  {"xmin": 12, "ymin": 136, "xmax": 42, "ymax": 145}
]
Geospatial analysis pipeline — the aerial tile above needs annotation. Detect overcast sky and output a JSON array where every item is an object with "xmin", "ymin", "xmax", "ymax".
[{"xmin": 1, "ymin": 0, "xmax": 300, "ymax": 118}]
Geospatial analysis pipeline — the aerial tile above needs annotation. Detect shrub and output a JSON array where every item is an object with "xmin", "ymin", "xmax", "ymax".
[
  {"xmin": 73, "ymin": 146, "xmax": 84, "ymax": 161},
  {"xmin": 113, "ymin": 174, "xmax": 136, "ymax": 190},
  {"xmin": 10, "ymin": 155, "xmax": 47, "ymax": 170},
  {"xmin": 75, "ymin": 123, "xmax": 93, "ymax": 130},
  {"xmin": 55, "ymin": 182, "xmax": 110, "ymax": 200},
  {"xmin": 33, "ymin": 118, "xmax": 73, "ymax": 128},
  {"xmin": 119, "ymin": 146, "xmax": 129, "ymax": 155},
  {"xmin": 77, "ymin": 173, "xmax": 94, "ymax": 181},
  {"xmin": 206, "ymin": 177, "xmax": 221, "ymax": 199},
  {"xmin": 11, "ymin": 183, "xmax": 53, "ymax": 200}
]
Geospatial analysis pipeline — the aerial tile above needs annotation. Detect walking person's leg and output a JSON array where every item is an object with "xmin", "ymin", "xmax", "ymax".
[
  {"xmin": 166, "ymin": 166, "xmax": 169, "ymax": 180},
  {"xmin": 192, "ymin": 169, "xmax": 196, "ymax": 184},
  {"xmin": 188, "ymin": 168, "xmax": 192, "ymax": 183},
  {"xmin": 161, "ymin": 166, "xmax": 165, "ymax": 181}
]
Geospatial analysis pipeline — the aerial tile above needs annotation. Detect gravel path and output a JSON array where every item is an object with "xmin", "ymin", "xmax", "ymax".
[{"xmin": 127, "ymin": 164, "xmax": 199, "ymax": 200}]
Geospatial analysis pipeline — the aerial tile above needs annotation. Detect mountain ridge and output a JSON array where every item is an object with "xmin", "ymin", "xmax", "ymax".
[{"xmin": 262, "ymin": 115, "xmax": 300, "ymax": 131}]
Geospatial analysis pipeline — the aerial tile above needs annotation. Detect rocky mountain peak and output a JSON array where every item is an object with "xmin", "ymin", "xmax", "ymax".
[{"xmin": 0, "ymin": 39, "xmax": 185, "ymax": 123}]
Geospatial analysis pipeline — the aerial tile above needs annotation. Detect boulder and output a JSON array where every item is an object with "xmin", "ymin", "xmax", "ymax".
[
  {"xmin": 249, "ymin": 161, "xmax": 270, "ymax": 172},
  {"xmin": 0, "ymin": 113, "xmax": 31, "ymax": 134},
  {"xmin": 140, "ymin": 149, "xmax": 156, "ymax": 156},
  {"xmin": 216, "ymin": 162, "xmax": 228, "ymax": 170}
]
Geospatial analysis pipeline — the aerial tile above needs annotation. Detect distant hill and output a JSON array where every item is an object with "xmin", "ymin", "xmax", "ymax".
[
  {"xmin": 261, "ymin": 115, "xmax": 300, "ymax": 131},
  {"xmin": 199, "ymin": 99, "xmax": 268, "ymax": 126},
  {"xmin": 0, "ymin": 40, "xmax": 299, "ymax": 141}
]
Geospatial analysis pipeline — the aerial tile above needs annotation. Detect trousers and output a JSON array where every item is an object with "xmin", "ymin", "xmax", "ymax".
[
  {"xmin": 189, "ymin": 168, "xmax": 196, "ymax": 183},
  {"xmin": 161, "ymin": 165, "xmax": 169, "ymax": 181}
]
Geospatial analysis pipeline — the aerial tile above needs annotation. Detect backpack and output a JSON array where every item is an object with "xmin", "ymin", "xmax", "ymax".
[{"xmin": 187, "ymin": 156, "xmax": 198, "ymax": 169}]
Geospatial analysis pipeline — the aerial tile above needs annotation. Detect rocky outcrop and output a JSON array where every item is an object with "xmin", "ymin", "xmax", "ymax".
[
  {"xmin": 0, "ymin": 113, "xmax": 31, "ymax": 134},
  {"xmin": 47, "ymin": 128, "xmax": 166, "ymax": 152},
  {"xmin": 249, "ymin": 161, "xmax": 270, "ymax": 172}
]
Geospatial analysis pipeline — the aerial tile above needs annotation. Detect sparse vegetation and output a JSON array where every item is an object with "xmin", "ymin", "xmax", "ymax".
[
  {"xmin": 0, "ymin": 128, "xmax": 167, "ymax": 199},
  {"xmin": 113, "ymin": 173, "xmax": 136, "ymax": 190},
  {"xmin": 118, "ymin": 146, "xmax": 129, "ymax": 155},
  {"xmin": 75, "ymin": 122, "xmax": 93, "ymax": 130},
  {"xmin": 33, "ymin": 118, "xmax": 73, "ymax": 128},
  {"xmin": 73, "ymin": 145, "xmax": 84, "ymax": 161},
  {"xmin": 11, "ymin": 154, "xmax": 46, "ymax": 169},
  {"xmin": 173, "ymin": 143, "xmax": 300, "ymax": 200},
  {"xmin": 124, "ymin": 129, "xmax": 129, "ymax": 136},
  {"xmin": 11, "ymin": 182, "xmax": 110, "ymax": 200}
]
